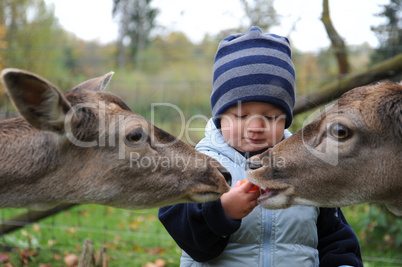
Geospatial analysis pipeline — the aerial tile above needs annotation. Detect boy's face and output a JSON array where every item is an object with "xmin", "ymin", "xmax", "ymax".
[{"xmin": 220, "ymin": 102, "xmax": 286, "ymax": 152}]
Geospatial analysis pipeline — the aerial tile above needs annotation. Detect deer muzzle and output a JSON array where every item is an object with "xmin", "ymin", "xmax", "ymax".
[
  {"xmin": 218, "ymin": 167, "xmax": 232, "ymax": 186},
  {"xmin": 246, "ymin": 158, "xmax": 263, "ymax": 170}
]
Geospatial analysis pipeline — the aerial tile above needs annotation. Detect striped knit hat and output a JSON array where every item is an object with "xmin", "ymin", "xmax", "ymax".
[{"xmin": 211, "ymin": 26, "xmax": 296, "ymax": 129}]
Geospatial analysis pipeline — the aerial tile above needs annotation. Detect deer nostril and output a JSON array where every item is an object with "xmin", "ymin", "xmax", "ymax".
[
  {"xmin": 247, "ymin": 159, "xmax": 263, "ymax": 170},
  {"xmin": 219, "ymin": 168, "xmax": 232, "ymax": 186}
]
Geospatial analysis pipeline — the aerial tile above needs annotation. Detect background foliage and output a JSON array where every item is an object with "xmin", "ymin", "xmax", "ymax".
[{"xmin": 1, "ymin": 0, "xmax": 402, "ymax": 266}]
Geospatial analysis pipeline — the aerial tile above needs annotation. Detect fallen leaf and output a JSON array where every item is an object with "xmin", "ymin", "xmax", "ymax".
[
  {"xmin": 154, "ymin": 258, "xmax": 166, "ymax": 267},
  {"xmin": 53, "ymin": 253, "xmax": 61, "ymax": 261},
  {"xmin": 0, "ymin": 253, "xmax": 10, "ymax": 263},
  {"xmin": 66, "ymin": 227, "xmax": 78, "ymax": 235},
  {"xmin": 64, "ymin": 254, "xmax": 79, "ymax": 267},
  {"xmin": 19, "ymin": 249, "xmax": 36, "ymax": 265},
  {"xmin": 32, "ymin": 223, "xmax": 41, "ymax": 232},
  {"xmin": 147, "ymin": 247, "xmax": 166, "ymax": 255},
  {"xmin": 20, "ymin": 250, "xmax": 29, "ymax": 265}
]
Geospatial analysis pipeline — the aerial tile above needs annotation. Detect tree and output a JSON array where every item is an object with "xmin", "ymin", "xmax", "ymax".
[
  {"xmin": 0, "ymin": 24, "xmax": 7, "ymax": 73},
  {"xmin": 371, "ymin": 0, "xmax": 402, "ymax": 64},
  {"xmin": 0, "ymin": 0, "xmax": 74, "ymax": 115},
  {"xmin": 293, "ymin": 53, "xmax": 402, "ymax": 115},
  {"xmin": 320, "ymin": 0, "xmax": 350, "ymax": 74},
  {"xmin": 0, "ymin": 0, "xmax": 30, "ymax": 38},
  {"xmin": 239, "ymin": 0, "xmax": 278, "ymax": 31},
  {"xmin": 112, "ymin": 0, "xmax": 159, "ymax": 70},
  {"xmin": 0, "ymin": 0, "xmax": 69, "ymax": 75}
]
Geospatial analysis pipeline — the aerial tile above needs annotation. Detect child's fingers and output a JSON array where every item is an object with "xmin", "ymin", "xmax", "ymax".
[
  {"xmin": 248, "ymin": 189, "xmax": 262, "ymax": 201},
  {"xmin": 241, "ymin": 181, "xmax": 255, "ymax": 191},
  {"xmin": 240, "ymin": 180, "xmax": 260, "ymax": 193},
  {"xmin": 232, "ymin": 180, "xmax": 242, "ymax": 188}
]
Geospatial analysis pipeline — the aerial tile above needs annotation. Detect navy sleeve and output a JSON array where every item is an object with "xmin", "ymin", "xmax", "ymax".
[
  {"xmin": 158, "ymin": 199, "xmax": 241, "ymax": 262},
  {"xmin": 317, "ymin": 208, "xmax": 363, "ymax": 267}
]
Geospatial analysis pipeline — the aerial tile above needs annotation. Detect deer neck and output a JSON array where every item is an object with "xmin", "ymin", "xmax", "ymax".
[{"xmin": 0, "ymin": 117, "xmax": 63, "ymax": 180}]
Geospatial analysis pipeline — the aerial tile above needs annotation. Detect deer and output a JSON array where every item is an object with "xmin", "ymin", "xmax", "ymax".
[
  {"xmin": 0, "ymin": 68, "xmax": 231, "ymax": 210},
  {"xmin": 246, "ymin": 81, "xmax": 402, "ymax": 216}
]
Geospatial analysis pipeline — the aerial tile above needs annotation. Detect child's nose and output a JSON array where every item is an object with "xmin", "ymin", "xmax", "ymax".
[{"xmin": 247, "ymin": 117, "xmax": 266, "ymax": 132}]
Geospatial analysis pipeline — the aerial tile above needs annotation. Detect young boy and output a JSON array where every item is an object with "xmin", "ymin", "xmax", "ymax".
[{"xmin": 159, "ymin": 26, "xmax": 362, "ymax": 267}]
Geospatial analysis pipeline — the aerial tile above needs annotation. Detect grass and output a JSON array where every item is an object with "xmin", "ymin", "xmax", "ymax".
[
  {"xmin": 343, "ymin": 204, "xmax": 402, "ymax": 266},
  {"xmin": 1, "ymin": 205, "xmax": 181, "ymax": 266},
  {"xmin": 1, "ymin": 205, "xmax": 402, "ymax": 266}
]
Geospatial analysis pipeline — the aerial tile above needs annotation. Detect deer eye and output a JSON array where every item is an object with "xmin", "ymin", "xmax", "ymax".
[
  {"xmin": 125, "ymin": 128, "xmax": 146, "ymax": 146},
  {"xmin": 329, "ymin": 123, "xmax": 351, "ymax": 141}
]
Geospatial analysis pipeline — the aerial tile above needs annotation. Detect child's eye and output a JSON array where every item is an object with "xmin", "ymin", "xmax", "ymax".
[
  {"xmin": 265, "ymin": 116, "xmax": 277, "ymax": 120},
  {"xmin": 234, "ymin": 114, "xmax": 247, "ymax": 118}
]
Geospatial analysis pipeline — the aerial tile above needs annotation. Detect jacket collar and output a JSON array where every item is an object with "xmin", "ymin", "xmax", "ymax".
[{"xmin": 196, "ymin": 119, "xmax": 247, "ymax": 165}]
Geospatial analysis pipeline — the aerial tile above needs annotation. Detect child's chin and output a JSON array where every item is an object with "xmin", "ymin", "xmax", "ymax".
[{"xmin": 245, "ymin": 145, "xmax": 269, "ymax": 152}]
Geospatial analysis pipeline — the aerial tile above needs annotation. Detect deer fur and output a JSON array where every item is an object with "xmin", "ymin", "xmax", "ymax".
[
  {"xmin": 247, "ymin": 81, "xmax": 402, "ymax": 216},
  {"xmin": 0, "ymin": 68, "xmax": 231, "ymax": 210}
]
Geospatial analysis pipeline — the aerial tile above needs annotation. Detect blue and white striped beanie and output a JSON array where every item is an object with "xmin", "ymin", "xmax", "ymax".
[{"xmin": 211, "ymin": 26, "xmax": 296, "ymax": 129}]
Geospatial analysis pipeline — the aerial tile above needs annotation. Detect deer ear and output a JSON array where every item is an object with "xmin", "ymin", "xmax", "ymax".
[
  {"xmin": 1, "ymin": 68, "xmax": 72, "ymax": 133},
  {"xmin": 362, "ymin": 82, "xmax": 402, "ymax": 141},
  {"xmin": 72, "ymin": 71, "xmax": 114, "ymax": 91},
  {"xmin": 387, "ymin": 87, "xmax": 402, "ymax": 140}
]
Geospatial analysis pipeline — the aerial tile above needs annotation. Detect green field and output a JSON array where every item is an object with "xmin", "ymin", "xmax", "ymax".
[
  {"xmin": 1, "ymin": 205, "xmax": 181, "ymax": 266},
  {"xmin": 1, "ymin": 204, "xmax": 402, "ymax": 266}
]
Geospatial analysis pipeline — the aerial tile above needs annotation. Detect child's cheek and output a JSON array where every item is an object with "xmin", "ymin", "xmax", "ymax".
[
  {"xmin": 221, "ymin": 128, "xmax": 235, "ymax": 147},
  {"xmin": 273, "ymin": 121, "xmax": 285, "ymax": 145}
]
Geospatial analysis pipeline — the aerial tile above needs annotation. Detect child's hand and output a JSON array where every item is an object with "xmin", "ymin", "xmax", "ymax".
[
  {"xmin": 240, "ymin": 179, "xmax": 260, "ymax": 192},
  {"xmin": 220, "ymin": 180, "xmax": 261, "ymax": 220}
]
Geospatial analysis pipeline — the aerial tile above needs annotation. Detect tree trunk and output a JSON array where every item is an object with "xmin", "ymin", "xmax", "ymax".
[
  {"xmin": 0, "ymin": 204, "xmax": 76, "ymax": 236},
  {"xmin": 294, "ymin": 53, "xmax": 402, "ymax": 115},
  {"xmin": 321, "ymin": 0, "xmax": 350, "ymax": 74}
]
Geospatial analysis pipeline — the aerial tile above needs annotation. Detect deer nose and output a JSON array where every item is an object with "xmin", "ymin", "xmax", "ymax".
[
  {"xmin": 219, "ymin": 167, "xmax": 232, "ymax": 186},
  {"xmin": 247, "ymin": 158, "xmax": 263, "ymax": 170}
]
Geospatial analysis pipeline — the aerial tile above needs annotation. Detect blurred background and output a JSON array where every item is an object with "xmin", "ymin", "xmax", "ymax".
[{"xmin": 0, "ymin": 0, "xmax": 402, "ymax": 266}]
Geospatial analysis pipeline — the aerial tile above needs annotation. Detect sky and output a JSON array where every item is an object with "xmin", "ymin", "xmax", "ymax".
[{"xmin": 44, "ymin": 0, "xmax": 389, "ymax": 52}]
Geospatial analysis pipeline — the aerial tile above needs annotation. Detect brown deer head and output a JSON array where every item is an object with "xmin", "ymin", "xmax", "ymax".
[
  {"xmin": 247, "ymin": 82, "xmax": 402, "ymax": 216},
  {"xmin": 0, "ymin": 68, "xmax": 231, "ymax": 210}
]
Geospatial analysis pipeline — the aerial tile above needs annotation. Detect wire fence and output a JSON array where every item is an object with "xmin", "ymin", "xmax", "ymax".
[
  {"xmin": 2, "ymin": 73, "xmax": 402, "ymax": 264},
  {"xmin": 1, "ymin": 66, "xmax": 402, "ymax": 265},
  {"xmin": 1, "ymin": 205, "xmax": 181, "ymax": 266},
  {"xmin": 1, "ymin": 204, "xmax": 402, "ymax": 266},
  {"xmin": 1, "ymin": 28, "xmax": 402, "ymax": 266}
]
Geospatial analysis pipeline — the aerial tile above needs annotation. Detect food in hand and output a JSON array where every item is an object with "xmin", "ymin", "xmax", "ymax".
[{"xmin": 241, "ymin": 179, "xmax": 260, "ymax": 192}]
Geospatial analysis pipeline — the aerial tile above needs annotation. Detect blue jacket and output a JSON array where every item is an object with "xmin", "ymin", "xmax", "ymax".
[{"xmin": 159, "ymin": 119, "xmax": 362, "ymax": 267}]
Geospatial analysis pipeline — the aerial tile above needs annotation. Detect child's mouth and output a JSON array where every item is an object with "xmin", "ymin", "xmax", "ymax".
[{"xmin": 246, "ymin": 138, "xmax": 264, "ymax": 144}]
